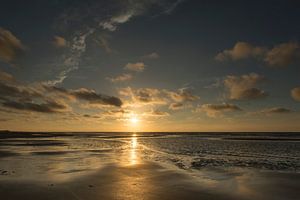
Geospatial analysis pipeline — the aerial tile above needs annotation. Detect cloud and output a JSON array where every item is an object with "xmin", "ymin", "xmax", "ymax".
[
  {"xmin": 53, "ymin": 36, "xmax": 67, "ymax": 48},
  {"xmin": 2, "ymin": 99, "xmax": 68, "ymax": 113},
  {"xmin": 215, "ymin": 42, "xmax": 266, "ymax": 61},
  {"xmin": 197, "ymin": 103, "xmax": 242, "ymax": 118},
  {"xmin": 119, "ymin": 87, "xmax": 167, "ymax": 105},
  {"xmin": 100, "ymin": 11, "xmax": 134, "ymax": 31},
  {"xmin": 95, "ymin": 35, "xmax": 113, "ymax": 53},
  {"xmin": 291, "ymin": 87, "xmax": 300, "ymax": 101},
  {"xmin": 216, "ymin": 41, "xmax": 300, "ymax": 67},
  {"xmin": 0, "ymin": 72, "xmax": 123, "ymax": 115},
  {"xmin": 163, "ymin": 0, "xmax": 185, "ymax": 14},
  {"xmin": 47, "ymin": 30, "xmax": 94, "ymax": 86},
  {"xmin": 264, "ymin": 42, "xmax": 300, "ymax": 67},
  {"xmin": 119, "ymin": 86, "xmax": 199, "ymax": 108},
  {"xmin": 0, "ymin": 82, "xmax": 42, "ymax": 100},
  {"xmin": 97, "ymin": 1, "xmax": 185, "ymax": 31},
  {"xmin": 124, "ymin": 62, "xmax": 145, "ymax": 72},
  {"xmin": 142, "ymin": 109, "xmax": 170, "ymax": 117},
  {"xmin": 0, "ymin": 27, "xmax": 25, "ymax": 64},
  {"xmin": 259, "ymin": 107, "xmax": 292, "ymax": 115},
  {"xmin": 0, "ymin": 70, "xmax": 14, "ymax": 82},
  {"xmin": 142, "ymin": 52, "xmax": 160, "ymax": 59},
  {"xmin": 101, "ymin": 109, "xmax": 131, "ymax": 119},
  {"xmin": 165, "ymin": 87, "xmax": 199, "ymax": 102},
  {"xmin": 169, "ymin": 102, "xmax": 184, "ymax": 110},
  {"xmin": 45, "ymin": 85, "xmax": 123, "ymax": 107},
  {"xmin": 49, "ymin": 1, "xmax": 184, "ymax": 85},
  {"xmin": 70, "ymin": 88, "xmax": 122, "ymax": 107},
  {"xmin": 107, "ymin": 73, "xmax": 133, "ymax": 83},
  {"xmin": 133, "ymin": 88, "xmax": 166, "ymax": 104},
  {"xmin": 224, "ymin": 73, "xmax": 267, "ymax": 100}
]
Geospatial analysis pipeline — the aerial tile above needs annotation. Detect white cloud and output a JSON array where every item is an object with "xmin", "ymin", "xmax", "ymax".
[{"xmin": 142, "ymin": 52, "xmax": 160, "ymax": 59}]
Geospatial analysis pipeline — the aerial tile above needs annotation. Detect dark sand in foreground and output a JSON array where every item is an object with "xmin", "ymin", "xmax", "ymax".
[{"xmin": 1, "ymin": 161, "xmax": 299, "ymax": 200}]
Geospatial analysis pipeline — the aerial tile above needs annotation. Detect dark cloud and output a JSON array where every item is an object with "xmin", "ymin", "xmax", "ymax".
[
  {"xmin": 260, "ymin": 107, "xmax": 292, "ymax": 114},
  {"xmin": 197, "ymin": 103, "xmax": 242, "ymax": 118},
  {"xmin": 0, "ymin": 72, "xmax": 123, "ymax": 115},
  {"xmin": 224, "ymin": 73, "xmax": 267, "ymax": 100},
  {"xmin": 143, "ymin": 109, "xmax": 170, "ymax": 117},
  {"xmin": 169, "ymin": 102, "xmax": 184, "ymax": 110},
  {"xmin": 2, "ymin": 100, "xmax": 67, "ymax": 113},
  {"xmin": 44, "ymin": 85, "xmax": 122, "ymax": 107},
  {"xmin": 70, "ymin": 88, "xmax": 122, "ymax": 107},
  {"xmin": 0, "ymin": 82, "xmax": 42, "ymax": 100},
  {"xmin": 166, "ymin": 87, "xmax": 199, "ymax": 103}
]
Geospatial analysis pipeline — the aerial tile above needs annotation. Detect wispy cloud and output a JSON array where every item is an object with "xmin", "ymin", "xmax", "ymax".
[
  {"xmin": 107, "ymin": 73, "xmax": 133, "ymax": 83},
  {"xmin": 48, "ymin": 0, "xmax": 185, "ymax": 85},
  {"xmin": 95, "ymin": 35, "xmax": 113, "ymax": 54},
  {"xmin": 47, "ymin": 30, "xmax": 94, "ymax": 85},
  {"xmin": 142, "ymin": 52, "xmax": 160, "ymax": 60},
  {"xmin": 124, "ymin": 62, "xmax": 146, "ymax": 72}
]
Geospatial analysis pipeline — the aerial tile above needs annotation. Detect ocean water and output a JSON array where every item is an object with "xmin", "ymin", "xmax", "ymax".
[{"xmin": 0, "ymin": 132, "xmax": 300, "ymax": 181}]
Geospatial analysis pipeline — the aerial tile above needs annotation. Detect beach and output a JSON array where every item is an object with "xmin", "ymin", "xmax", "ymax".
[{"xmin": 0, "ymin": 132, "xmax": 299, "ymax": 200}]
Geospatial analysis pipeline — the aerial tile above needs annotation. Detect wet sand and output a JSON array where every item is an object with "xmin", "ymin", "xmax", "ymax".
[
  {"xmin": 0, "ymin": 161, "xmax": 300, "ymax": 200},
  {"xmin": 0, "ymin": 132, "xmax": 299, "ymax": 200}
]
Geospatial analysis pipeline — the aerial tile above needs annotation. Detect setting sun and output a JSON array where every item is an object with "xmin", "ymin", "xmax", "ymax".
[{"xmin": 130, "ymin": 116, "xmax": 139, "ymax": 124}]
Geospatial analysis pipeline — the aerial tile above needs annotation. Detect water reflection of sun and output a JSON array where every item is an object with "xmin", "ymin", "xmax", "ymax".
[{"xmin": 130, "ymin": 134, "xmax": 138, "ymax": 165}]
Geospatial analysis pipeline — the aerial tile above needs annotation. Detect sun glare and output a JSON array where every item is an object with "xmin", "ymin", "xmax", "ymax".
[{"xmin": 130, "ymin": 116, "xmax": 139, "ymax": 124}]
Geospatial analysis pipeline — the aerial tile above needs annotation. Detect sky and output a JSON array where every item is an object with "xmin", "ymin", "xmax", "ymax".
[{"xmin": 1, "ymin": 0, "xmax": 300, "ymax": 132}]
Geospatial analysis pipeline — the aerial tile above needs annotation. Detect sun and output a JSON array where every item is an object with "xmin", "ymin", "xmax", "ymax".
[{"xmin": 130, "ymin": 116, "xmax": 139, "ymax": 124}]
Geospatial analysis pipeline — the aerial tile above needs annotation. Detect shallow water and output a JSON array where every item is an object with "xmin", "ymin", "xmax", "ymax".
[{"xmin": 0, "ymin": 132, "xmax": 300, "ymax": 182}]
